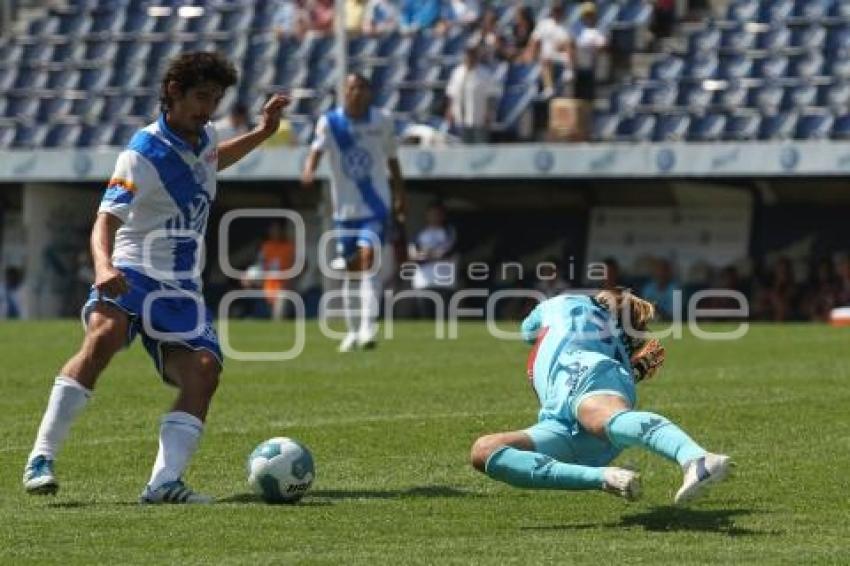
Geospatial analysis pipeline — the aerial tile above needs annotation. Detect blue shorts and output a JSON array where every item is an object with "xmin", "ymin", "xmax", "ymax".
[
  {"xmin": 81, "ymin": 267, "xmax": 222, "ymax": 383},
  {"xmin": 334, "ymin": 217, "xmax": 387, "ymax": 260},
  {"xmin": 527, "ymin": 352, "xmax": 636, "ymax": 467}
]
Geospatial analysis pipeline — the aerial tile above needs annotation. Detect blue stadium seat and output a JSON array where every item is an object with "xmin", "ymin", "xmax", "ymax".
[
  {"xmin": 689, "ymin": 27, "xmax": 721, "ymax": 54},
  {"xmin": 792, "ymin": 24, "xmax": 827, "ymax": 49},
  {"xmin": 21, "ymin": 43, "xmax": 53, "ymax": 64},
  {"xmin": 130, "ymin": 94, "xmax": 159, "ymax": 120},
  {"xmin": 829, "ymin": 0, "xmax": 850, "ymax": 18},
  {"xmin": 753, "ymin": 82, "xmax": 785, "ymax": 113},
  {"xmin": 826, "ymin": 25, "xmax": 850, "ymax": 52},
  {"xmin": 826, "ymin": 49, "xmax": 850, "ymax": 79},
  {"xmin": 45, "ymin": 123, "xmax": 82, "ymax": 148},
  {"xmin": 611, "ymin": 83, "xmax": 642, "ymax": 114},
  {"xmin": 372, "ymin": 60, "xmax": 408, "ymax": 91},
  {"xmin": 724, "ymin": 111, "xmax": 762, "ymax": 140},
  {"xmin": 11, "ymin": 123, "xmax": 49, "ymax": 148},
  {"xmin": 37, "ymin": 97, "xmax": 73, "ymax": 123},
  {"xmin": 14, "ymin": 69, "xmax": 48, "ymax": 90},
  {"xmin": 504, "ymin": 62, "xmax": 540, "ymax": 87},
  {"xmin": 759, "ymin": 111, "xmax": 798, "ymax": 139},
  {"xmin": 219, "ymin": 6, "xmax": 254, "ymax": 32},
  {"xmin": 376, "ymin": 32, "xmax": 411, "ymax": 59},
  {"xmin": 410, "ymin": 31, "xmax": 445, "ymax": 62},
  {"xmin": 180, "ymin": 10, "xmax": 222, "ymax": 34},
  {"xmin": 89, "ymin": 9, "xmax": 126, "ymax": 35},
  {"xmin": 70, "ymin": 96, "xmax": 104, "ymax": 120},
  {"xmin": 592, "ymin": 112, "xmax": 620, "ymax": 142},
  {"xmin": 348, "ymin": 36, "xmax": 377, "ymax": 60},
  {"xmin": 122, "ymin": 10, "xmax": 155, "ymax": 34},
  {"xmin": 761, "ymin": 0, "xmax": 795, "ymax": 22},
  {"xmin": 47, "ymin": 69, "xmax": 79, "ymax": 90},
  {"xmin": 4, "ymin": 96, "xmax": 39, "ymax": 120},
  {"xmin": 641, "ymin": 82, "xmax": 678, "ymax": 111},
  {"xmin": 758, "ymin": 26, "xmax": 791, "ymax": 51},
  {"xmin": 721, "ymin": 27, "xmax": 757, "ymax": 51},
  {"xmin": 396, "ymin": 87, "xmax": 435, "ymax": 119},
  {"xmin": 717, "ymin": 81, "xmax": 750, "ymax": 110},
  {"xmin": 442, "ymin": 28, "xmax": 471, "ymax": 59},
  {"xmin": 727, "ymin": 0, "xmax": 760, "ymax": 21},
  {"xmin": 793, "ymin": 0, "xmax": 832, "ymax": 20},
  {"xmin": 0, "ymin": 123, "xmax": 15, "ymax": 148},
  {"xmin": 795, "ymin": 110, "xmax": 834, "ymax": 138},
  {"xmin": 821, "ymin": 80, "xmax": 850, "ymax": 109},
  {"xmin": 101, "ymin": 96, "xmax": 133, "ymax": 121},
  {"xmin": 654, "ymin": 113, "xmax": 691, "ymax": 141},
  {"xmin": 721, "ymin": 53, "xmax": 754, "ymax": 79},
  {"xmin": 757, "ymin": 55, "xmax": 790, "ymax": 79},
  {"xmin": 616, "ymin": 0, "xmax": 653, "ymax": 27},
  {"xmin": 686, "ymin": 53, "xmax": 719, "ymax": 80},
  {"xmin": 791, "ymin": 51, "xmax": 825, "ymax": 78},
  {"xmin": 78, "ymin": 68, "xmax": 112, "ymax": 91},
  {"xmin": 688, "ymin": 112, "xmax": 726, "ymax": 141},
  {"xmin": 680, "ymin": 84, "xmax": 712, "ymax": 113},
  {"xmin": 650, "ymin": 56, "xmax": 685, "ymax": 81},
  {"xmin": 784, "ymin": 82, "xmax": 819, "ymax": 109},
  {"xmin": 831, "ymin": 113, "xmax": 850, "ymax": 138},
  {"xmin": 110, "ymin": 122, "xmax": 140, "ymax": 147},
  {"xmin": 615, "ymin": 113, "xmax": 656, "ymax": 141}
]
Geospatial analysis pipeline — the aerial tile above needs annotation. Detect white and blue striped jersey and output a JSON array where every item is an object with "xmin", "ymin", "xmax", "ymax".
[
  {"xmin": 98, "ymin": 115, "xmax": 218, "ymax": 292},
  {"xmin": 312, "ymin": 106, "xmax": 397, "ymax": 221}
]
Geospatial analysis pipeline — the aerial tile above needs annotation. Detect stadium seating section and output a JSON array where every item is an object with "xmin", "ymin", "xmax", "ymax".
[{"xmin": 6, "ymin": 0, "xmax": 849, "ymax": 146}]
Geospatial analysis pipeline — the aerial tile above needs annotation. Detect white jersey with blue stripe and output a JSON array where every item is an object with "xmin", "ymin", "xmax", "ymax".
[
  {"xmin": 98, "ymin": 115, "xmax": 218, "ymax": 292},
  {"xmin": 312, "ymin": 106, "xmax": 398, "ymax": 221}
]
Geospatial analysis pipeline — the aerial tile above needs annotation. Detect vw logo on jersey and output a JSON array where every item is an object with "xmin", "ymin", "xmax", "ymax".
[{"xmin": 341, "ymin": 147, "xmax": 373, "ymax": 181}]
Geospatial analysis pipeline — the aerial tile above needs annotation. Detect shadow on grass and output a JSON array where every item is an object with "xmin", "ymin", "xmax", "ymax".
[
  {"xmin": 219, "ymin": 485, "xmax": 475, "ymax": 505},
  {"xmin": 616, "ymin": 506, "xmax": 768, "ymax": 537},
  {"xmin": 524, "ymin": 507, "xmax": 773, "ymax": 537}
]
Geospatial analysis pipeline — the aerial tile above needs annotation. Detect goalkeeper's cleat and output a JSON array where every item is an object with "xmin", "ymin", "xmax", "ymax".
[
  {"xmin": 338, "ymin": 333, "xmax": 358, "ymax": 353},
  {"xmin": 139, "ymin": 480, "xmax": 213, "ymax": 505},
  {"xmin": 23, "ymin": 455, "xmax": 59, "ymax": 495},
  {"xmin": 602, "ymin": 467, "xmax": 642, "ymax": 501},
  {"xmin": 674, "ymin": 453, "xmax": 733, "ymax": 505}
]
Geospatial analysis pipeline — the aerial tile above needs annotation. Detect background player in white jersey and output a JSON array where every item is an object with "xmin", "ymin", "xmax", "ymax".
[
  {"xmin": 22, "ymin": 52, "xmax": 290, "ymax": 503},
  {"xmin": 301, "ymin": 73, "xmax": 406, "ymax": 352}
]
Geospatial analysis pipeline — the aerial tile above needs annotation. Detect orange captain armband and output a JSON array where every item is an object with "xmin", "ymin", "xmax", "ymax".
[{"xmin": 525, "ymin": 326, "xmax": 549, "ymax": 384}]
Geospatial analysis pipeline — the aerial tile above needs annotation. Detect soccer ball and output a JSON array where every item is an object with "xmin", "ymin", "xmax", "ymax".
[{"xmin": 247, "ymin": 437, "xmax": 315, "ymax": 504}]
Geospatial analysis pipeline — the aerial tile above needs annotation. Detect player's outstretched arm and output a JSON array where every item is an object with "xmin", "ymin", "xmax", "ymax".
[
  {"xmin": 217, "ymin": 93, "xmax": 291, "ymax": 172},
  {"xmin": 91, "ymin": 212, "xmax": 128, "ymax": 297},
  {"xmin": 301, "ymin": 148, "xmax": 322, "ymax": 188}
]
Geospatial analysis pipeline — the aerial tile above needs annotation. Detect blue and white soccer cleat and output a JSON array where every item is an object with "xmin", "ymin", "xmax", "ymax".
[
  {"xmin": 139, "ymin": 480, "xmax": 214, "ymax": 505},
  {"xmin": 23, "ymin": 455, "xmax": 59, "ymax": 495},
  {"xmin": 602, "ymin": 467, "xmax": 642, "ymax": 501},
  {"xmin": 674, "ymin": 453, "xmax": 733, "ymax": 504}
]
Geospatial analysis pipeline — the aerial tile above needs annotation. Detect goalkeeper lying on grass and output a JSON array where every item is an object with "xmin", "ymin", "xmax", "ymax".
[{"xmin": 470, "ymin": 288, "xmax": 732, "ymax": 503}]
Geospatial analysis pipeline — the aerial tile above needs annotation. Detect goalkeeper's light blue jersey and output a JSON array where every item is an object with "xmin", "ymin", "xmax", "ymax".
[{"xmin": 522, "ymin": 295, "xmax": 635, "ymax": 423}]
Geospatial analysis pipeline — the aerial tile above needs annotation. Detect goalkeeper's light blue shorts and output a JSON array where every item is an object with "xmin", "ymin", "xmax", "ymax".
[{"xmin": 526, "ymin": 346, "xmax": 637, "ymax": 466}]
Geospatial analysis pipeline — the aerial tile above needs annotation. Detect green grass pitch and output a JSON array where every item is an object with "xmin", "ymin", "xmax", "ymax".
[{"xmin": 1, "ymin": 321, "xmax": 849, "ymax": 564}]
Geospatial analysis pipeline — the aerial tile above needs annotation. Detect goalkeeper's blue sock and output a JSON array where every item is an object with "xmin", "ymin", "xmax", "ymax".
[
  {"xmin": 606, "ymin": 410, "xmax": 706, "ymax": 467},
  {"xmin": 485, "ymin": 446, "xmax": 603, "ymax": 490}
]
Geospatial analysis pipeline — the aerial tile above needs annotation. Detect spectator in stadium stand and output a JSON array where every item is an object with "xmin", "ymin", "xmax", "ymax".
[
  {"xmin": 600, "ymin": 257, "xmax": 622, "ymax": 290},
  {"xmin": 401, "ymin": 0, "xmax": 443, "ymax": 33},
  {"xmin": 0, "ymin": 267, "xmax": 25, "ymax": 320},
  {"xmin": 568, "ymin": 2, "xmax": 608, "ymax": 101},
  {"xmin": 272, "ymin": 0, "xmax": 308, "ymax": 41},
  {"xmin": 650, "ymin": 0, "xmax": 676, "ymax": 44},
  {"xmin": 640, "ymin": 258, "xmax": 681, "ymax": 321},
  {"xmin": 471, "ymin": 7, "xmax": 502, "ymax": 66},
  {"xmin": 409, "ymin": 201, "xmax": 458, "ymax": 318},
  {"xmin": 258, "ymin": 221, "xmax": 297, "ymax": 321},
  {"xmin": 499, "ymin": 5, "xmax": 536, "ymax": 63},
  {"xmin": 212, "ymin": 103, "xmax": 250, "ymax": 141},
  {"xmin": 446, "ymin": 46, "xmax": 500, "ymax": 143},
  {"xmin": 309, "ymin": 0, "xmax": 335, "ymax": 35},
  {"xmin": 699, "ymin": 266, "xmax": 748, "ymax": 318},
  {"xmin": 834, "ymin": 254, "xmax": 850, "ymax": 305},
  {"xmin": 530, "ymin": 0, "xmax": 572, "ymax": 98},
  {"xmin": 534, "ymin": 256, "xmax": 570, "ymax": 298},
  {"xmin": 363, "ymin": 0, "xmax": 399, "ymax": 35},
  {"xmin": 346, "ymin": 0, "xmax": 367, "ymax": 34},
  {"xmin": 801, "ymin": 258, "xmax": 839, "ymax": 321},
  {"xmin": 754, "ymin": 256, "xmax": 800, "ymax": 321}
]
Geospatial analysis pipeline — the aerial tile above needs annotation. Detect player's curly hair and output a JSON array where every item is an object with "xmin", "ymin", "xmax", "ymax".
[
  {"xmin": 594, "ymin": 287, "xmax": 656, "ymax": 354},
  {"xmin": 159, "ymin": 51, "xmax": 238, "ymax": 110}
]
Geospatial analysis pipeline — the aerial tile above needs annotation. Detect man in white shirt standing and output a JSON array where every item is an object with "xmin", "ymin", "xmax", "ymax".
[
  {"xmin": 302, "ymin": 73, "xmax": 406, "ymax": 352},
  {"xmin": 569, "ymin": 2, "xmax": 608, "ymax": 101},
  {"xmin": 446, "ymin": 46, "xmax": 499, "ymax": 143},
  {"xmin": 531, "ymin": 1, "xmax": 572, "ymax": 98}
]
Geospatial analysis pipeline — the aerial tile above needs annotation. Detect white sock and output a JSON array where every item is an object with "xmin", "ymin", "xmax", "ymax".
[
  {"xmin": 147, "ymin": 411, "xmax": 203, "ymax": 490},
  {"xmin": 358, "ymin": 273, "xmax": 380, "ymax": 340},
  {"xmin": 29, "ymin": 376, "xmax": 92, "ymax": 461},
  {"xmin": 342, "ymin": 276, "xmax": 358, "ymax": 335}
]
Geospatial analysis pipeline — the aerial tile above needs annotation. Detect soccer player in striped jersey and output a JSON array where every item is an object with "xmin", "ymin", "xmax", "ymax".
[
  {"xmin": 301, "ymin": 73, "xmax": 406, "ymax": 352},
  {"xmin": 470, "ymin": 288, "xmax": 733, "ymax": 504},
  {"xmin": 23, "ymin": 52, "xmax": 290, "ymax": 504}
]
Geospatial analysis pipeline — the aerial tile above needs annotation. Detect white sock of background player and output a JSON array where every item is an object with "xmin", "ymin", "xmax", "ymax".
[
  {"xmin": 28, "ymin": 376, "xmax": 92, "ymax": 462},
  {"xmin": 359, "ymin": 272, "xmax": 380, "ymax": 342},
  {"xmin": 342, "ymin": 275, "xmax": 358, "ymax": 337}
]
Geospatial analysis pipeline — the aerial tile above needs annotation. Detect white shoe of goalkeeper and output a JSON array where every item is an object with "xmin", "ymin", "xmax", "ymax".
[
  {"xmin": 139, "ymin": 480, "xmax": 213, "ymax": 504},
  {"xmin": 674, "ymin": 453, "xmax": 733, "ymax": 505},
  {"xmin": 602, "ymin": 467, "xmax": 641, "ymax": 501}
]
